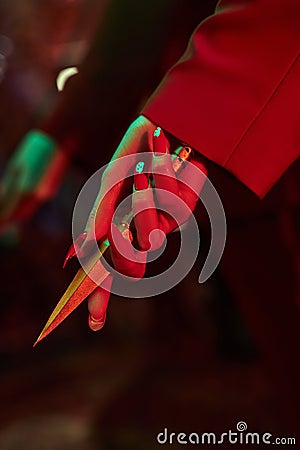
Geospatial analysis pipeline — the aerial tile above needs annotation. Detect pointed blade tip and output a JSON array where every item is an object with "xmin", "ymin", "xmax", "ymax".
[
  {"xmin": 33, "ymin": 335, "xmax": 42, "ymax": 347},
  {"xmin": 33, "ymin": 327, "xmax": 49, "ymax": 347}
]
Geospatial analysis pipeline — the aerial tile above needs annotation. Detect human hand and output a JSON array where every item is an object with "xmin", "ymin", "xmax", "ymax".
[
  {"xmin": 0, "ymin": 130, "xmax": 69, "ymax": 228},
  {"xmin": 64, "ymin": 116, "xmax": 207, "ymax": 331}
]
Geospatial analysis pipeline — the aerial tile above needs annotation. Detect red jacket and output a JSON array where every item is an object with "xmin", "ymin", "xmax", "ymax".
[{"xmin": 142, "ymin": 0, "xmax": 300, "ymax": 198}]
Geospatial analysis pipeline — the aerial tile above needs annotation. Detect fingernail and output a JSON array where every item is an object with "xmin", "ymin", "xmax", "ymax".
[
  {"xmin": 134, "ymin": 161, "xmax": 149, "ymax": 190},
  {"xmin": 153, "ymin": 127, "xmax": 168, "ymax": 156},
  {"xmin": 89, "ymin": 313, "xmax": 106, "ymax": 331},
  {"xmin": 63, "ymin": 232, "xmax": 87, "ymax": 268},
  {"xmin": 172, "ymin": 146, "xmax": 193, "ymax": 173},
  {"xmin": 134, "ymin": 173, "xmax": 149, "ymax": 190}
]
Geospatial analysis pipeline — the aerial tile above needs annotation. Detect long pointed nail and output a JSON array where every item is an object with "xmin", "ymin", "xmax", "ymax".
[
  {"xmin": 88, "ymin": 313, "xmax": 106, "ymax": 331},
  {"xmin": 134, "ymin": 161, "xmax": 149, "ymax": 190},
  {"xmin": 63, "ymin": 232, "xmax": 87, "ymax": 268},
  {"xmin": 153, "ymin": 127, "xmax": 169, "ymax": 156}
]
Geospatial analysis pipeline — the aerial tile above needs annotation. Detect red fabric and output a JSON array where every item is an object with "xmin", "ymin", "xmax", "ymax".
[{"xmin": 142, "ymin": 0, "xmax": 300, "ymax": 198}]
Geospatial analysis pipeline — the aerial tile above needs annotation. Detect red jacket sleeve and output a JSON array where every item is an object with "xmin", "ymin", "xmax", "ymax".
[{"xmin": 142, "ymin": 0, "xmax": 300, "ymax": 198}]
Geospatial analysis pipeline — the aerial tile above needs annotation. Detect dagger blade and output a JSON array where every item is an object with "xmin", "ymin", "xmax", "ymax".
[{"xmin": 33, "ymin": 241, "xmax": 110, "ymax": 346}]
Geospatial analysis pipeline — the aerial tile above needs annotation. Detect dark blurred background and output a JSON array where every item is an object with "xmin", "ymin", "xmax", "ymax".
[{"xmin": 0, "ymin": 0, "xmax": 299, "ymax": 448}]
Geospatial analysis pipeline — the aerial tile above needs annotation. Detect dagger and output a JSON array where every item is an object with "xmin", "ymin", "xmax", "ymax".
[{"xmin": 33, "ymin": 136, "xmax": 192, "ymax": 346}]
